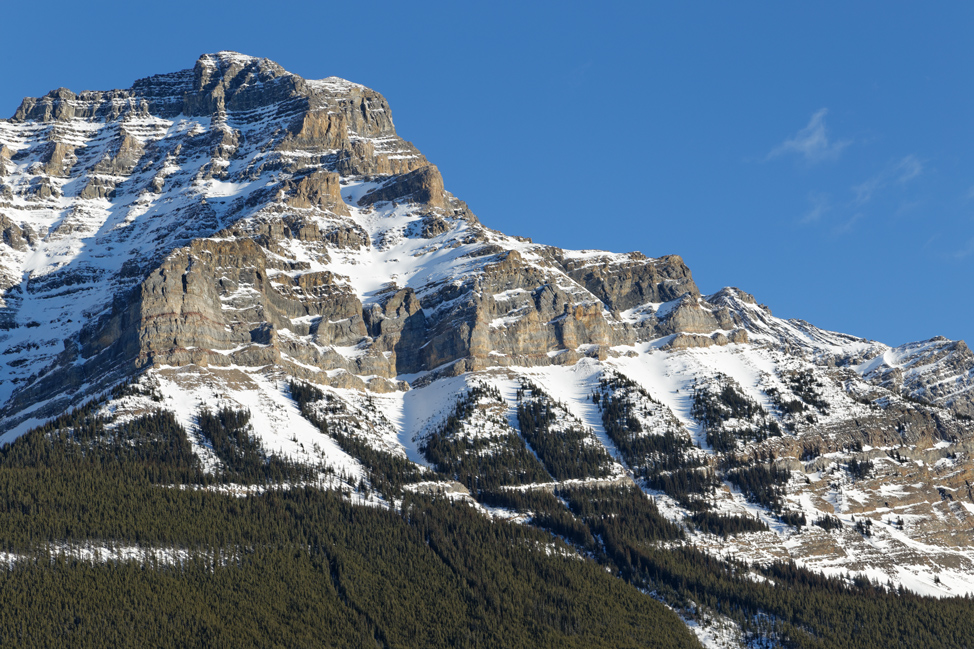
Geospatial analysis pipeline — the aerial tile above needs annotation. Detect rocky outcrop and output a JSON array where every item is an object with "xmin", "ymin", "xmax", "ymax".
[
  {"xmin": 182, "ymin": 54, "xmax": 299, "ymax": 117},
  {"xmin": 421, "ymin": 215, "xmax": 450, "ymax": 238},
  {"xmin": 0, "ymin": 215, "xmax": 33, "ymax": 251},
  {"xmin": 38, "ymin": 142, "xmax": 76, "ymax": 178},
  {"xmin": 364, "ymin": 287, "xmax": 427, "ymax": 373},
  {"xmin": 25, "ymin": 177, "xmax": 59, "ymax": 200},
  {"xmin": 79, "ymin": 176, "xmax": 117, "ymax": 200},
  {"xmin": 279, "ymin": 170, "xmax": 349, "ymax": 215},
  {"xmin": 92, "ymin": 133, "xmax": 145, "ymax": 177},
  {"xmin": 359, "ymin": 165, "xmax": 449, "ymax": 211},
  {"xmin": 1, "ymin": 50, "xmax": 971, "ymax": 456},
  {"xmin": 860, "ymin": 338, "xmax": 974, "ymax": 417},
  {"xmin": 283, "ymin": 110, "xmax": 351, "ymax": 151},
  {"xmin": 80, "ymin": 134, "xmax": 142, "ymax": 199},
  {"xmin": 559, "ymin": 252, "xmax": 699, "ymax": 312},
  {"xmin": 12, "ymin": 87, "xmax": 79, "ymax": 122},
  {"xmin": 662, "ymin": 328, "xmax": 749, "ymax": 350},
  {"xmin": 0, "ymin": 145, "xmax": 10, "ymax": 176},
  {"xmin": 655, "ymin": 296, "xmax": 721, "ymax": 336},
  {"xmin": 334, "ymin": 137, "xmax": 429, "ymax": 177}
]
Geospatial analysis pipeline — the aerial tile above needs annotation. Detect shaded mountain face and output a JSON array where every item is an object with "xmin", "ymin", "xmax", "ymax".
[{"xmin": 2, "ymin": 52, "xmax": 974, "ymax": 620}]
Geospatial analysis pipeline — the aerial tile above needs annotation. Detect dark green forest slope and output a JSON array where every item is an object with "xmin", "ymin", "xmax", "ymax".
[
  {"xmin": 1, "ymin": 392, "xmax": 973, "ymax": 648},
  {"xmin": 0, "ymin": 399, "xmax": 697, "ymax": 649}
]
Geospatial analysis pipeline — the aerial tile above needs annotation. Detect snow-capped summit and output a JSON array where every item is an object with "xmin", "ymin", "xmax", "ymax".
[{"xmin": 2, "ymin": 53, "xmax": 974, "ymax": 607}]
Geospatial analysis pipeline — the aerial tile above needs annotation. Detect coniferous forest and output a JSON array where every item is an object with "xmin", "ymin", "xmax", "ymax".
[{"xmin": 1, "ymin": 389, "xmax": 974, "ymax": 648}]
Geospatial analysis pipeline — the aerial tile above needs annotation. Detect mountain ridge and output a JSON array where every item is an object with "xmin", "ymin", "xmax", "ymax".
[{"xmin": 3, "ymin": 53, "xmax": 974, "ymax": 646}]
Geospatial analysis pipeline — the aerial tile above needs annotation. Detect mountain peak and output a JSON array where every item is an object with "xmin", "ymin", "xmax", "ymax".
[
  {"xmin": 2, "ymin": 56, "xmax": 974, "ymax": 611},
  {"xmin": 192, "ymin": 51, "xmax": 289, "ymax": 82},
  {"xmin": 198, "ymin": 50, "xmax": 265, "ymax": 67}
]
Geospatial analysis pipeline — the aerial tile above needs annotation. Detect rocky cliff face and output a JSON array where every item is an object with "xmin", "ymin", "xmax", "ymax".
[
  {"xmin": 2, "ymin": 53, "xmax": 974, "ymax": 606},
  {"xmin": 0, "ymin": 52, "xmax": 730, "ymax": 425}
]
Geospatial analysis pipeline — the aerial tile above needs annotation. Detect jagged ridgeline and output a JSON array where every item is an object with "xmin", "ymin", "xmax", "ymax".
[{"xmin": 1, "ymin": 52, "xmax": 974, "ymax": 647}]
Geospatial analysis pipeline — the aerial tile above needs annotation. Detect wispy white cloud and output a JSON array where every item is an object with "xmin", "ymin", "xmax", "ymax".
[
  {"xmin": 853, "ymin": 175, "xmax": 884, "ymax": 205},
  {"xmin": 952, "ymin": 238, "xmax": 974, "ymax": 260},
  {"xmin": 895, "ymin": 200, "xmax": 922, "ymax": 217},
  {"xmin": 833, "ymin": 212, "xmax": 864, "ymax": 234},
  {"xmin": 853, "ymin": 155, "xmax": 924, "ymax": 205},
  {"xmin": 565, "ymin": 61, "xmax": 593, "ymax": 88},
  {"xmin": 799, "ymin": 192, "xmax": 830, "ymax": 224},
  {"xmin": 768, "ymin": 109, "xmax": 851, "ymax": 164},
  {"xmin": 896, "ymin": 155, "xmax": 923, "ymax": 183}
]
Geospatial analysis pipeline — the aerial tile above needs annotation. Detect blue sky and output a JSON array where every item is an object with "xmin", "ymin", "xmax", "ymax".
[{"xmin": 2, "ymin": 1, "xmax": 971, "ymax": 346}]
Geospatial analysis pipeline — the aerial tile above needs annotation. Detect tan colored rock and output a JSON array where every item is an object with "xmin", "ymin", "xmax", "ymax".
[
  {"xmin": 323, "ymin": 222, "xmax": 370, "ymax": 250},
  {"xmin": 0, "ymin": 215, "xmax": 29, "ymax": 250},
  {"xmin": 334, "ymin": 138, "xmax": 429, "ymax": 177},
  {"xmin": 103, "ymin": 232, "xmax": 391, "ymax": 381},
  {"xmin": 13, "ymin": 87, "xmax": 77, "ymax": 122},
  {"xmin": 341, "ymin": 94, "xmax": 395, "ymax": 138},
  {"xmin": 39, "ymin": 142, "xmax": 76, "ymax": 178},
  {"xmin": 656, "ymin": 297, "xmax": 719, "ymax": 336},
  {"xmin": 728, "ymin": 328, "xmax": 749, "ymax": 344},
  {"xmin": 663, "ymin": 333, "xmax": 715, "ymax": 350},
  {"xmin": 660, "ymin": 328, "xmax": 747, "ymax": 351},
  {"xmin": 410, "ymin": 248, "xmax": 621, "ymax": 374},
  {"xmin": 359, "ymin": 165, "xmax": 448, "ymax": 211},
  {"xmin": 181, "ymin": 54, "xmax": 297, "ymax": 117},
  {"xmin": 281, "ymin": 215, "xmax": 323, "ymax": 242},
  {"xmin": 421, "ymin": 215, "xmax": 450, "ymax": 238},
  {"xmin": 26, "ymin": 177, "xmax": 59, "ymax": 200},
  {"xmin": 560, "ymin": 252, "xmax": 699, "ymax": 311},
  {"xmin": 80, "ymin": 176, "xmax": 117, "ymax": 200},
  {"xmin": 282, "ymin": 111, "xmax": 351, "ymax": 151},
  {"xmin": 280, "ymin": 170, "xmax": 349, "ymax": 216},
  {"xmin": 93, "ymin": 133, "xmax": 145, "ymax": 176}
]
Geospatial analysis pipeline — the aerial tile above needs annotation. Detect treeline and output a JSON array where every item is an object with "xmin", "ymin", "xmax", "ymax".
[
  {"xmin": 692, "ymin": 383, "xmax": 761, "ymax": 429},
  {"xmin": 594, "ymin": 375, "xmax": 716, "ymax": 509},
  {"xmin": 477, "ymin": 488, "xmax": 596, "ymax": 549},
  {"xmin": 847, "ymin": 458, "xmax": 874, "ymax": 481},
  {"xmin": 560, "ymin": 490, "xmax": 974, "ymax": 648},
  {"xmin": 815, "ymin": 515, "xmax": 843, "ymax": 532},
  {"xmin": 788, "ymin": 370, "xmax": 830, "ymax": 413},
  {"xmin": 0, "ymin": 409, "xmax": 203, "ymax": 485},
  {"xmin": 766, "ymin": 386, "xmax": 806, "ymax": 421},
  {"xmin": 557, "ymin": 485, "xmax": 686, "ymax": 546},
  {"xmin": 420, "ymin": 385, "xmax": 550, "ymax": 491},
  {"xmin": 1, "ymin": 397, "xmax": 318, "ymax": 488},
  {"xmin": 691, "ymin": 383, "xmax": 782, "ymax": 452},
  {"xmin": 289, "ymin": 380, "xmax": 430, "ymax": 495},
  {"xmin": 4, "ymin": 381, "xmax": 974, "ymax": 647},
  {"xmin": 0, "ymin": 431, "xmax": 699, "ymax": 649},
  {"xmin": 197, "ymin": 408, "xmax": 317, "ymax": 484},
  {"xmin": 726, "ymin": 464, "xmax": 791, "ymax": 513},
  {"xmin": 517, "ymin": 382, "xmax": 615, "ymax": 480},
  {"xmin": 479, "ymin": 482, "xmax": 974, "ymax": 648},
  {"xmin": 687, "ymin": 511, "xmax": 769, "ymax": 537},
  {"xmin": 0, "ymin": 388, "xmax": 702, "ymax": 647}
]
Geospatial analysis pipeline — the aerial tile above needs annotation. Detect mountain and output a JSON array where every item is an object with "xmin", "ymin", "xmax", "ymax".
[{"xmin": 2, "ymin": 52, "xmax": 974, "ymax": 648}]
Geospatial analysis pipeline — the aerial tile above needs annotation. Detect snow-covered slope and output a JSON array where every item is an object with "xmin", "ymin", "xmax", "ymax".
[{"xmin": 3, "ymin": 52, "xmax": 974, "ymax": 616}]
